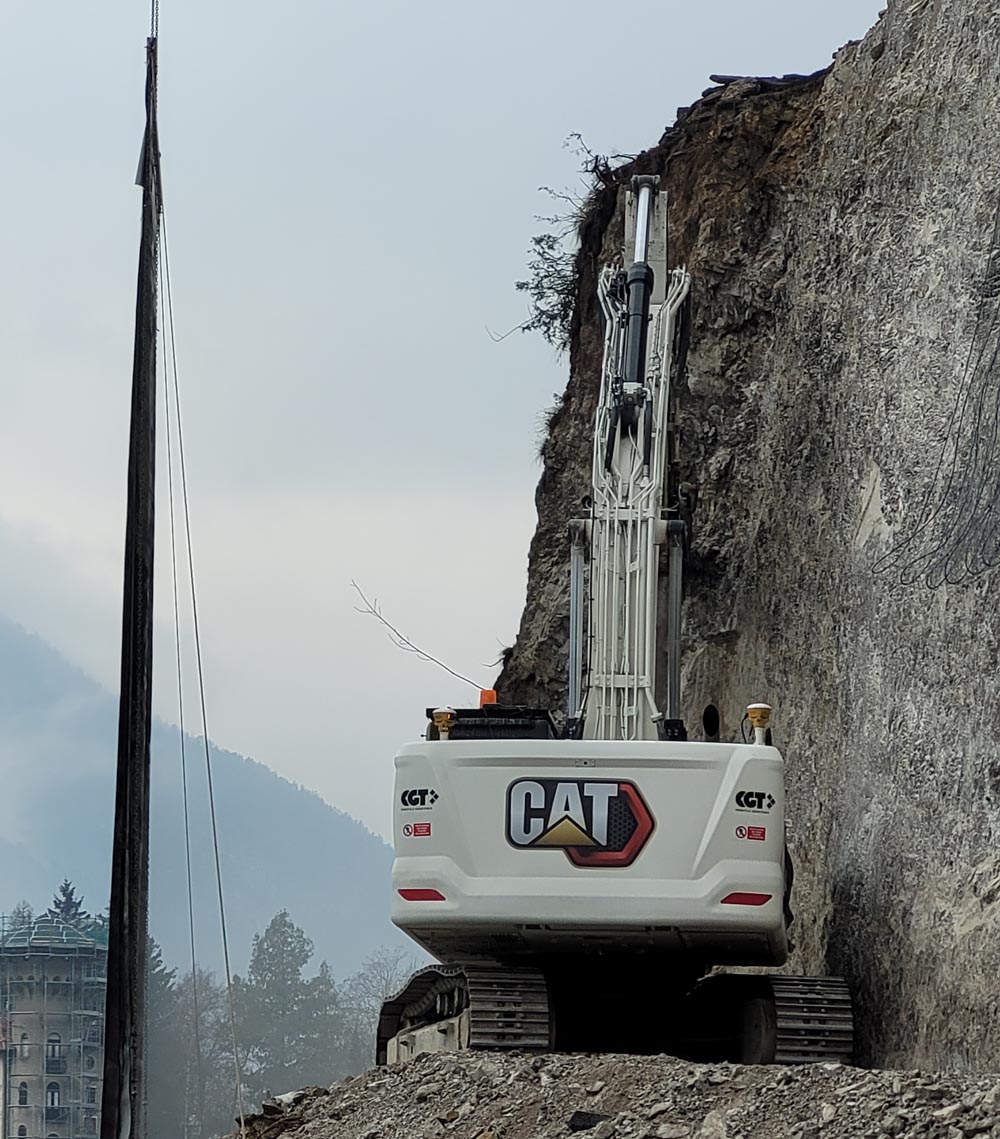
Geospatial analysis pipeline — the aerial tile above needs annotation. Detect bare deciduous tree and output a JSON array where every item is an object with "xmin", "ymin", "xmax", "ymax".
[{"xmin": 340, "ymin": 945, "xmax": 423, "ymax": 1066}]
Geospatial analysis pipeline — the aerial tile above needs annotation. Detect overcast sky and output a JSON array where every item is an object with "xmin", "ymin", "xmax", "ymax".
[{"xmin": 0, "ymin": 0, "xmax": 886, "ymax": 839}]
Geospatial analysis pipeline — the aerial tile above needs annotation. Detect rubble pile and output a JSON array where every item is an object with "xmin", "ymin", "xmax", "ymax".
[{"xmin": 243, "ymin": 1053, "xmax": 1000, "ymax": 1139}]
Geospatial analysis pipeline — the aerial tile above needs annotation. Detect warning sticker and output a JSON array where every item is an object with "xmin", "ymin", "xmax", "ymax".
[
  {"xmin": 402, "ymin": 822, "xmax": 432, "ymax": 838},
  {"xmin": 735, "ymin": 825, "xmax": 767, "ymax": 841}
]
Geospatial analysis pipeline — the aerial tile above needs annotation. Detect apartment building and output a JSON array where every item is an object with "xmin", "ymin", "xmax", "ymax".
[{"xmin": 0, "ymin": 917, "xmax": 107, "ymax": 1139}]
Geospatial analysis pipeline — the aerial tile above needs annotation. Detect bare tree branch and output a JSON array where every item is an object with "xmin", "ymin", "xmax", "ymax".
[
  {"xmin": 485, "ymin": 317, "xmax": 532, "ymax": 343},
  {"xmin": 351, "ymin": 580, "xmax": 482, "ymax": 691}
]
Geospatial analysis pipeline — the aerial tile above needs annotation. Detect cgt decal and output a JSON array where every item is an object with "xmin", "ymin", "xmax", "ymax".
[
  {"xmin": 505, "ymin": 779, "xmax": 654, "ymax": 868},
  {"xmin": 401, "ymin": 788, "xmax": 439, "ymax": 810},
  {"xmin": 735, "ymin": 790, "xmax": 775, "ymax": 813}
]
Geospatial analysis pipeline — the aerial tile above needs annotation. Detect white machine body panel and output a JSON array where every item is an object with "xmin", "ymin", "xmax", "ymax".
[{"xmin": 391, "ymin": 738, "xmax": 788, "ymax": 965}]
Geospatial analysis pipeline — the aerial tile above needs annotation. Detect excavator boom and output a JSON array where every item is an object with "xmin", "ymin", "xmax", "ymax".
[{"xmin": 580, "ymin": 179, "xmax": 690, "ymax": 740}]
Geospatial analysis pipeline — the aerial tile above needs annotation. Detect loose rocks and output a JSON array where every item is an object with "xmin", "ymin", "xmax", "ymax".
[{"xmin": 236, "ymin": 1053, "xmax": 1000, "ymax": 1139}]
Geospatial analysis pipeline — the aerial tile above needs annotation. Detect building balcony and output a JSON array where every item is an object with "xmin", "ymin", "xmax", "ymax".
[
  {"xmin": 46, "ymin": 1107, "xmax": 69, "ymax": 1122},
  {"xmin": 46, "ymin": 1057, "xmax": 67, "ymax": 1073}
]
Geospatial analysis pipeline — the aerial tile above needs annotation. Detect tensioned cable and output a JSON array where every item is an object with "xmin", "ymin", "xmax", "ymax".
[
  {"xmin": 160, "ymin": 278, "xmax": 206, "ymax": 1139},
  {"xmin": 160, "ymin": 213, "xmax": 248, "ymax": 1139},
  {"xmin": 151, "ymin": 13, "xmax": 206, "ymax": 1134},
  {"xmin": 146, "ymin": 3, "xmax": 240, "ymax": 1131}
]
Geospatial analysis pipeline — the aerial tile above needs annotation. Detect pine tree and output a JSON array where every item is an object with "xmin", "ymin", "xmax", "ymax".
[
  {"xmin": 87, "ymin": 904, "xmax": 110, "ymax": 942},
  {"xmin": 296, "ymin": 959, "xmax": 345, "ymax": 1086},
  {"xmin": 8, "ymin": 900, "xmax": 34, "ymax": 929},
  {"xmin": 148, "ymin": 937, "xmax": 177, "ymax": 1004},
  {"xmin": 235, "ymin": 910, "xmax": 349, "ymax": 1098},
  {"xmin": 143, "ymin": 914, "xmax": 363, "ymax": 1139},
  {"xmin": 47, "ymin": 880, "xmax": 90, "ymax": 926},
  {"xmin": 146, "ymin": 937, "xmax": 183, "ymax": 1139}
]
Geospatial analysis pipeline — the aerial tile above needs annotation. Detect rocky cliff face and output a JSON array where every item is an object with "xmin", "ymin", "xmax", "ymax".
[{"xmin": 498, "ymin": 0, "xmax": 1000, "ymax": 1071}]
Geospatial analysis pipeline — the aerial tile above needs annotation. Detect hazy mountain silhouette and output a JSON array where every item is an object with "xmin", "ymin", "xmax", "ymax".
[{"xmin": 0, "ymin": 616, "xmax": 405, "ymax": 975}]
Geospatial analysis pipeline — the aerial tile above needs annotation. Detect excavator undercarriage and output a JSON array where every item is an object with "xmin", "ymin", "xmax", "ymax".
[{"xmin": 378, "ymin": 961, "xmax": 853, "ymax": 1066}]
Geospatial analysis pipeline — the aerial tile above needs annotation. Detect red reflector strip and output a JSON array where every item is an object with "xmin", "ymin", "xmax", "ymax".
[
  {"xmin": 398, "ymin": 888, "xmax": 445, "ymax": 902},
  {"xmin": 721, "ymin": 892, "xmax": 772, "ymax": 906}
]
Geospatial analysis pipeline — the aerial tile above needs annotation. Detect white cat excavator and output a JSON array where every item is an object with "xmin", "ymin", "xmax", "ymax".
[{"xmin": 377, "ymin": 178, "xmax": 853, "ymax": 1066}]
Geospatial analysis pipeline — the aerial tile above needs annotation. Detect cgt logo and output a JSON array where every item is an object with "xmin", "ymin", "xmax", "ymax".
[
  {"xmin": 505, "ymin": 779, "xmax": 654, "ymax": 868},
  {"xmin": 735, "ymin": 790, "xmax": 775, "ymax": 812},
  {"xmin": 401, "ymin": 788, "xmax": 439, "ymax": 810}
]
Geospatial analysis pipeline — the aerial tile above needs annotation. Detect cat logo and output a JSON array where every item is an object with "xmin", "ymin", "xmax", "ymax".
[{"xmin": 505, "ymin": 779, "xmax": 654, "ymax": 868}]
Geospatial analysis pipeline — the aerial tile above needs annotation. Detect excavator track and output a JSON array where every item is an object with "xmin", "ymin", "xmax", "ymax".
[
  {"xmin": 466, "ymin": 966, "xmax": 552, "ymax": 1050},
  {"xmin": 376, "ymin": 963, "xmax": 551, "ymax": 1065},
  {"xmin": 768, "ymin": 976, "xmax": 854, "ymax": 1064},
  {"xmin": 691, "ymin": 973, "xmax": 854, "ymax": 1065}
]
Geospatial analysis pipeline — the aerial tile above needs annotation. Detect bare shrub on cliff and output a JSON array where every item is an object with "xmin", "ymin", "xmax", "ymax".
[{"xmin": 516, "ymin": 135, "xmax": 630, "ymax": 353}]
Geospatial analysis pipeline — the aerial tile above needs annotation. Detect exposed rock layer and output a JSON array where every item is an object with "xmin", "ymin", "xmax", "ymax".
[{"xmin": 497, "ymin": 0, "xmax": 1000, "ymax": 1070}]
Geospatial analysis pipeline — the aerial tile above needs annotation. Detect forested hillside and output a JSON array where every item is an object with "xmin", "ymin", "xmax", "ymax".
[{"xmin": 0, "ymin": 617, "xmax": 407, "ymax": 975}]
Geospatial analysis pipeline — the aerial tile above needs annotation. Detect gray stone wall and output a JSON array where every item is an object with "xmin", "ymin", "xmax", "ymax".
[{"xmin": 498, "ymin": 0, "xmax": 1000, "ymax": 1070}]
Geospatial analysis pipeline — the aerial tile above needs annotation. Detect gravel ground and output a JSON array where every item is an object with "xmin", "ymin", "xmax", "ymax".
[{"xmin": 241, "ymin": 1052, "xmax": 1000, "ymax": 1139}]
